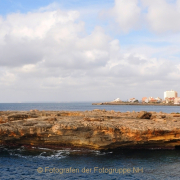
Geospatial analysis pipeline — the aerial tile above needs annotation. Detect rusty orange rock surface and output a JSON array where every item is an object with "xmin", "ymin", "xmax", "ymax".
[{"xmin": 0, "ymin": 110, "xmax": 180, "ymax": 150}]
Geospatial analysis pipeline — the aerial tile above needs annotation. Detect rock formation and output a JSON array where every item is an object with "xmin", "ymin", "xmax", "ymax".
[
  {"xmin": 136, "ymin": 111, "xmax": 152, "ymax": 119},
  {"xmin": 0, "ymin": 110, "xmax": 180, "ymax": 150}
]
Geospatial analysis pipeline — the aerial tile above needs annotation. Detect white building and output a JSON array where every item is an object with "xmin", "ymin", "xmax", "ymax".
[
  {"xmin": 112, "ymin": 98, "xmax": 121, "ymax": 102},
  {"xmin": 155, "ymin": 97, "xmax": 162, "ymax": 103},
  {"xmin": 128, "ymin": 98, "xmax": 138, "ymax": 103},
  {"xmin": 164, "ymin": 90, "xmax": 178, "ymax": 100},
  {"xmin": 174, "ymin": 97, "xmax": 180, "ymax": 104}
]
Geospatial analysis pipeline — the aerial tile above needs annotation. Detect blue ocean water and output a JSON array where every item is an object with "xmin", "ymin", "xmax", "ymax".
[
  {"xmin": 0, "ymin": 103, "xmax": 180, "ymax": 180},
  {"xmin": 1, "ymin": 147, "xmax": 180, "ymax": 180},
  {"xmin": 0, "ymin": 102, "xmax": 179, "ymax": 113}
]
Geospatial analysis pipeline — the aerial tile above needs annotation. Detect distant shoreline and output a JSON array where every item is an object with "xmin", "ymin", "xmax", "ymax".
[{"xmin": 92, "ymin": 102, "xmax": 180, "ymax": 106}]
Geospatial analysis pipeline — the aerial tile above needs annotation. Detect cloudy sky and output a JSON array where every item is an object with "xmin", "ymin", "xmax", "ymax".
[{"xmin": 0, "ymin": 0, "xmax": 180, "ymax": 102}]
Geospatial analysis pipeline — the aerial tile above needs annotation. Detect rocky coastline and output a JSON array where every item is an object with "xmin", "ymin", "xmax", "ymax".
[{"xmin": 1, "ymin": 110, "xmax": 180, "ymax": 150}]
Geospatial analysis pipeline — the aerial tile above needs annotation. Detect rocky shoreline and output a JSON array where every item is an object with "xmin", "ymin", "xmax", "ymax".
[{"xmin": 1, "ymin": 110, "xmax": 180, "ymax": 150}]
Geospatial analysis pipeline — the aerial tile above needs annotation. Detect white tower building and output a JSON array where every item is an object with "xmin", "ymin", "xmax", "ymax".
[{"xmin": 164, "ymin": 90, "xmax": 178, "ymax": 99}]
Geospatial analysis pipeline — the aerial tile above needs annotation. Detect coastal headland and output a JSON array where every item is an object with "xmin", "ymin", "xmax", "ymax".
[
  {"xmin": 1, "ymin": 110, "xmax": 180, "ymax": 150},
  {"xmin": 92, "ymin": 102, "xmax": 180, "ymax": 106}
]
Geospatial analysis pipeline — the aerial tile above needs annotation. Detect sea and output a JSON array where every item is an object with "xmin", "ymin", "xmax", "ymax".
[{"xmin": 0, "ymin": 103, "xmax": 180, "ymax": 180}]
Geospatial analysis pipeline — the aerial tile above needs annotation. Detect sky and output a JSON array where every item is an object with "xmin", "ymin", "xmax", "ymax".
[{"xmin": 0, "ymin": 0, "xmax": 180, "ymax": 102}]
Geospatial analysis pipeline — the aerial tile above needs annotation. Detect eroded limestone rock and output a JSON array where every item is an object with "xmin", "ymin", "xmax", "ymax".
[
  {"xmin": 0, "ymin": 110, "xmax": 180, "ymax": 150},
  {"xmin": 136, "ymin": 111, "xmax": 152, "ymax": 119}
]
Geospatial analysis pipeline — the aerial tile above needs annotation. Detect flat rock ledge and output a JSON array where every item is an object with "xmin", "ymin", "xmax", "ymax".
[{"xmin": 1, "ymin": 110, "xmax": 180, "ymax": 150}]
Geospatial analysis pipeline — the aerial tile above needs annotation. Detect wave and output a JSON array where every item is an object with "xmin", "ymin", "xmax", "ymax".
[{"xmin": 0, "ymin": 146, "xmax": 111, "ymax": 159}]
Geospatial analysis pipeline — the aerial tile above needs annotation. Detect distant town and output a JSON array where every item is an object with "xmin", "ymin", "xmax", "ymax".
[{"xmin": 112, "ymin": 90, "xmax": 180, "ymax": 105}]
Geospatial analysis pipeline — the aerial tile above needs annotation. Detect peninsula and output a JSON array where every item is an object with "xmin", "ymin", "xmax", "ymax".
[
  {"xmin": 92, "ymin": 102, "xmax": 180, "ymax": 106},
  {"xmin": 1, "ymin": 110, "xmax": 180, "ymax": 150}
]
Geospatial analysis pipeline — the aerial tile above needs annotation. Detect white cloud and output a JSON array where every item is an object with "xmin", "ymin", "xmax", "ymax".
[
  {"xmin": 0, "ymin": 70, "xmax": 16, "ymax": 86},
  {"xmin": 143, "ymin": 0, "xmax": 180, "ymax": 33},
  {"xmin": 0, "ymin": 3, "xmax": 180, "ymax": 102},
  {"xmin": 104, "ymin": 0, "xmax": 141, "ymax": 32},
  {"xmin": 2, "ymin": 10, "xmax": 80, "ymax": 39},
  {"xmin": 102, "ymin": 0, "xmax": 180, "ymax": 34}
]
